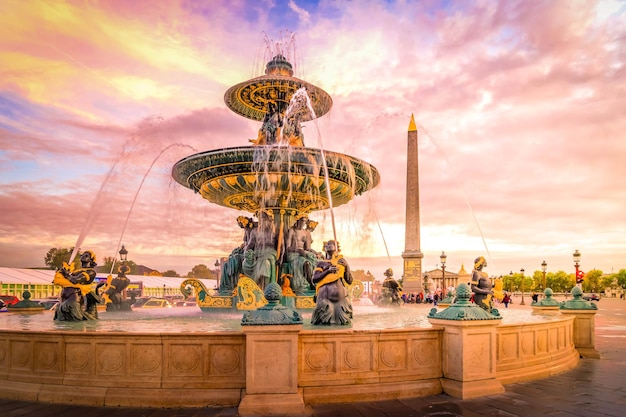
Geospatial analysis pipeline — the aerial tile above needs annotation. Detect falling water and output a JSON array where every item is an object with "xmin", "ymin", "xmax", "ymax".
[
  {"xmin": 108, "ymin": 143, "xmax": 197, "ymax": 274},
  {"xmin": 284, "ymin": 87, "xmax": 338, "ymax": 243}
]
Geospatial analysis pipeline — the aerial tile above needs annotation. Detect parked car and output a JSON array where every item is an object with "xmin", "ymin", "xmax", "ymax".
[
  {"xmin": 0, "ymin": 295, "xmax": 20, "ymax": 307},
  {"xmin": 134, "ymin": 298, "xmax": 173, "ymax": 308},
  {"xmin": 582, "ymin": 293, "xmax": 600, "ymax": 301},
  {"xmin": 131, "ymin": 297, "xmax": 152, "ymax": 308},
  {"xmin": 174, "ymin": 300, "xmax": 197, "ymax": 307}
]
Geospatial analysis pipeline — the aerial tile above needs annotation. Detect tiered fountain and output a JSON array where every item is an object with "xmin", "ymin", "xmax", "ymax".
[
  {"xmin": 173, "ymin": 52, "xmax": 379, "ymax": 311},
  {"xmin": 0, "ymin": 43, "xmax": 586, "ymax": 412}
]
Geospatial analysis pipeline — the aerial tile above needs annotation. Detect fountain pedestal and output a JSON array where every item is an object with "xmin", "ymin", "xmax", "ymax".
[
  {"xmin": 560, "ymin": 286, "xmax": 599, "ymax": 359},
  {"xmin": 428, "ymin": 318, "xmax": 505, "ymax": 399},
  {"xmin": 427, "ymin": 283, "xmax": 504, "ymax": 399},
  {"xmin": 560, "ymin": 309, "xmax": 599, "ymax": 358},
  {"xmin": 239, "ymin": 325, "xmax": 312, "ymax": 416}
]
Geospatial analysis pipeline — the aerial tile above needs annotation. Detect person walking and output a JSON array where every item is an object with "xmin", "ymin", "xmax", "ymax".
[{"xmin": 503, "ymin": 292, "xmax": 511, "ymax": 308}]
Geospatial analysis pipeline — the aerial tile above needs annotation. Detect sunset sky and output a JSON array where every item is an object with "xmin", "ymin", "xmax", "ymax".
[{"xmin": 1, "ymin": 0, "xmax": 625, "ymax": 280}]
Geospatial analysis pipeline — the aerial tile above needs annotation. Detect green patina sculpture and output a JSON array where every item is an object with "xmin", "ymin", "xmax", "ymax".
[
  {"xmin": 241, "ymin": 282, "xmax": 303, "ymax": 325},
  {"xmin": 53, "ymin": 250, "xmax": 104, "ymax": 321},
  {"xmin": 8, "ymin": 290, "xmax": 44, "ymax": 311},
  {"xmin": 470, "ymin": 256, "xmax": 494, "ymax": 312},
  {"xmin": 533, "ymin": 288, "xmax": 560, "ymax": 307},
  {"xmin": 560, "ymin": 286, "xmax": 598, "ymax": 310},
  {"xmin": 378, "ymin": 268, "xmax": 402, "ymax": 306},
  {"xmin": 171, "ymin": 51, "xmax": 379, "ymax": 308},
  {"xmin": 428, "ymin": 283, "xmax": 502, "ymax": 320},
  {"xmin": 311, "ymin": 240, "xmax": 353, "ymax": 326}
]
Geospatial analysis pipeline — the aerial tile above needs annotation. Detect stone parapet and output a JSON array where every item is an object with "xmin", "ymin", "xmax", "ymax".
[{"xmin": 0, "ymin": 314, "xmax": 585, "ymax": 408}]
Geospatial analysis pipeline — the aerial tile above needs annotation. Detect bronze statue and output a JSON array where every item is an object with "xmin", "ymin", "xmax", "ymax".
[
  {"xmin": 470, "ymin": 256, "xmax": 494, "ymax": 311},
  {"xmin": 380, "ymin": 268, "xmax": 402, "ymax": 306},
  {"xmin": 219, "ymin": 216, "xmax": 254, "ymax": 295},
  {"xmin": 311, "ymin": 240, "xmax": 353, "ymax": 325},
  {"xmin": 53, "ymin": 250, "xmax": 101, "ymax": 321},
  {"xmin": 103, "ymin": 264, "xmax": 132, "ymax": 312},
  {"xmin": 284, "ymin": 214, "xmax": 318, "ymax": 295},
  {"xmin": 244, "ymin": 210, "xmax": 278, "ymax": 290}
]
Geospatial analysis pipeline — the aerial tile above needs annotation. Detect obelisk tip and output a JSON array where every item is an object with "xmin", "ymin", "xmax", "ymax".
[{"xmin": 408, "ymin": 114, "xmax": 417, "ymax": 132}]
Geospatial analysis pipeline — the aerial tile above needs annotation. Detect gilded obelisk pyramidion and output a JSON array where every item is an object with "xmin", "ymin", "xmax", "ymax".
[{"xmin": 401, "ymin": 114, "xmax": 424, "ymax": 295}]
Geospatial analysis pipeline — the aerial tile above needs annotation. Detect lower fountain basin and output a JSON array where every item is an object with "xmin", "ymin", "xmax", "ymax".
[{"xmin": 0, "ymin": 304, "xmax": 580, "ymax": 409}]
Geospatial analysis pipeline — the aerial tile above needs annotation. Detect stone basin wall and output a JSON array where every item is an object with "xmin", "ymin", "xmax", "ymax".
[{"xmin": 0, "ymin": 315, "xmax": 580, "ymax": 408}]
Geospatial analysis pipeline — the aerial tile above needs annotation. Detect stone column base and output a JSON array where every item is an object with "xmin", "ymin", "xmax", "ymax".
[
  {"xmin": 441, "ymin": 378, "xmax": 504, "ymax": 400},
  {"xmin": 238, "ymin": 389, "xmax": 313, "ymax": 416},
  {"xmin": 576, "ymin": 347, "xmax": 600, "ymax": 359}
]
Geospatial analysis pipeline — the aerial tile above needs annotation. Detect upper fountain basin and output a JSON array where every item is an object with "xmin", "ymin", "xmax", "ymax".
[{"xmin": 172, "ymin": 145, "xmax": 380, "ymax": 213}]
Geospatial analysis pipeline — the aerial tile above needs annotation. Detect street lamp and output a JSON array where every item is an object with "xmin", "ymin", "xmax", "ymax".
[
  {"xmin": 214, "ymin": 259, "xmax": 221, "ymax": 290},
  {"xmin": 573, "ymin": 249, "xmax": 583, "ymax": 288},
  {"xmin": 541, "ymin": 260, "xmax": 547, "ymax": 291},
  {"xmin": 118, "ymin": 245, "xmax": 129, "ymax": 278},
  {"xmin": 119, "ymin": 245, "xmax": 128, "ymax": 262},
  {"xmin": 163, "ymin": 284, "xmax": 166, "ymax": 298},
  {"xmin": 509, "ymin": 271, "xmax": 513, "ymax": 293},
  {"xmin": 520, "ymin": 268, "xmax": 526, "ymax": 306},
  {"xmin": 440, "ymin": 251, "xmax": 447, "ymax": 294}
]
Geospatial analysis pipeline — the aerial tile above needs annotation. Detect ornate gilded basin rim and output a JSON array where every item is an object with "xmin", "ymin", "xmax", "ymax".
[
  {"xmin": 171, "ymin": 146, "xmax": 380, "ymax": 213},
  {"xmin": 224, "ymin": 53, "xmax": 332, "ymax": 122}
]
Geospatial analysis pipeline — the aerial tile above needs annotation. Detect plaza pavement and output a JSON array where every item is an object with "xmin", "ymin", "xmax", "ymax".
[{"xmin": 1, "ymin": 297, "xmax": 624, "ymax": 417}]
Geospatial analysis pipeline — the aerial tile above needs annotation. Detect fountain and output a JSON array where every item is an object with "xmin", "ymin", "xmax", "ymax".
[
  {"xmin": 0, "ymin": 41, "xmax": 588, "ymax": 412},
  {"xmin": 173, "ymin": 51, "xmax": 379, "ymax": 311}
]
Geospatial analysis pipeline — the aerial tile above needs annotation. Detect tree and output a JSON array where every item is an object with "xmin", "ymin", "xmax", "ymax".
[
  {"xmin": 547, "ymin": 271, "xmax": 573, "ymax": 293},
  {"xmin": 584, "ymin": 269, "xmax": 603, "ymax": 293},
  {"xmin": 613, "ymin": 269, "xmax": 626, "ymax": 290},
  {"xmin": 531, "ymin": 270, "xmax": 543, "ymax": 291},
  {"xmin": 188, "ymin": 264, "xmax": 212, "ymax": 279},
  {"xmin": 44, "ymin": 247, "xmax": 75, "ymax": 270},
  {"xmin": 162, "ymin": 270, "xmax": 180, "ymax": 277},
  {"xmin": 98, "ymin": 256, "xmax": 117, "ymax": 274},
  {"xmin": 97, "ymin": 257, "xmax": 137, "ymax": 275}
]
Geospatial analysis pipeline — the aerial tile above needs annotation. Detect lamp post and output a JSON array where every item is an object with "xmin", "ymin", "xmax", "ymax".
[
  {"xmin": 509, "ymin": 271, "xmax": 513, "ymax": 293},
  {"xmin": 163, "ymin": 284, "xmax": 166, "ymax": 298},
  {"xmin": 118, "ymin": 245, "xmax": 129, "ymax": 278},
  {"xmin": 573, "ymin": 249, "xmax": 583, "ymax": 288},
  {"xmin": 541, "ymin": 260, "xmax": 547, "ymax": 291},
  {"xmin": 440, "ymin": 251, "xmax": 447, "ymax": 294},
  {"xmin": 520, "ymin": 268, "xmax": 526, "ymax": 306},
  {"xmin": 214, "ymin": 259, "xmax": 221, "ymax": 290}
]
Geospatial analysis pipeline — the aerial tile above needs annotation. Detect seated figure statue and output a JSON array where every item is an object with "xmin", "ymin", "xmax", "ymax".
[
  {"xmin": 284, "ymin": 214, "xmax": 319, "ymax": 295},
  {"xmin": 380, "ymin": 268, "xmax": 402, "ymax": 306},
  {"xmin": 470, "ymin": 256, "xmax": 494, "ymax": 311},
  {"xmin": 219, "ymin": 216, "xmax": 255, "ymax": 295},
  {"xmin": 104, "ymin": 264, "xmax": 132, "ymax": 312},
  {"xmin": 243, "ymin": 210, "xmax": 278, "ymax": 290},
  {"xmin": 311, "ymin": 240, "xmax": 353, "ymax": 325}
]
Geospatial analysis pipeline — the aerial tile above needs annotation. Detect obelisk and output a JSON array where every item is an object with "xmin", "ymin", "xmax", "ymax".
[{"xmin": 401, "ymin": 114, "xmax": 424, "ymax": 295}]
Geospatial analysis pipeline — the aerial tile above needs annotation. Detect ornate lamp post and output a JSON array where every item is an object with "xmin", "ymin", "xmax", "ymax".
[
  {"xmin": 541, "ymin": 260, "xmax": 547, "ymax": 291},
  {"xmin": 214, "ymin": 259, "xmax": 221, "ymax": 290},
  {"xmin": 573, "ymin": 249, "xmax": 583, "ymax": 288},
  {"xmin": 520, "ymin": 268, "xmax": 526, "ymax": 306},
  {"xmin": 509, "ymin": 271, "xmax": 513, "ymax": 293},
  {"xmin": 440, "ymin": 251, "xmax": 447, "ymax": 294},
  {"xmin": 118, "ymin": 245, "xmax": 129, "ymax": 278},
  {"xmin": 163, "ymin": 284, "xmax": 166, "ymax": 298}
]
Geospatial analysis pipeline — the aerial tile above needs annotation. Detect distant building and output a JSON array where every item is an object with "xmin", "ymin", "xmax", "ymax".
[{"xmin": 422, "ymin": 264, "xmax": 470, "ymax": 294}]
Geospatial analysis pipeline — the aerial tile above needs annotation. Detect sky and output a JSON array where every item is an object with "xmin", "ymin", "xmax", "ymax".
[{"xmin": 1, "ymin": 0, "xmax": 625, "ymax": 280}]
